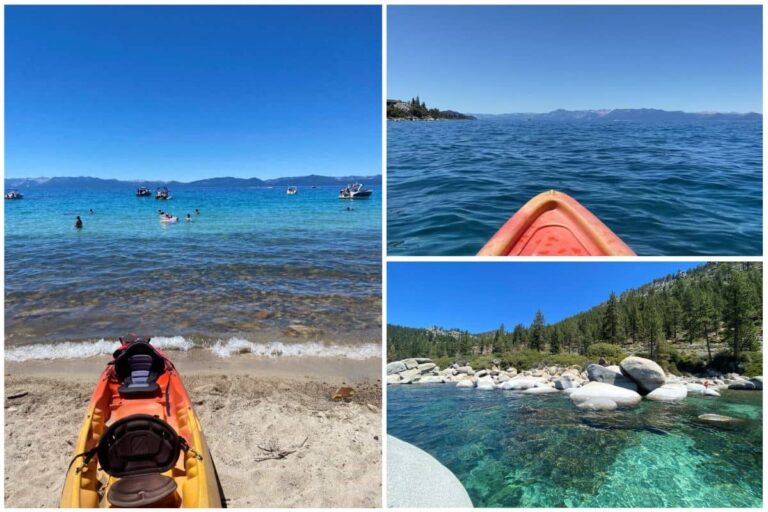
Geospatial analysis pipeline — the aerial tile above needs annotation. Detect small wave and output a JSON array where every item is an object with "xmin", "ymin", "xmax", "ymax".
[
  {"xmin": 5, "ymin": 336, "xmax": 194, "ymax": 362},
  {"xmin": 207, "ymin": 337, "xmax": 381, "ymax": 359}
]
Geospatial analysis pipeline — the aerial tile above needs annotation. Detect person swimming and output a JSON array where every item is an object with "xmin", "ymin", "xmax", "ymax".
[
  {"xmin": 195, "ymin": 208, "xmax": 200, "ymax": 215},
  {"xmin": 75, "ymin": 216, "xmax": 83, "ymax": 229},
  {"xmin": 89, "ymin": 208, "xmax": 94, "ymax": 214},
  {"xmin": 186, "ymin": 213, "xmax": 192, "ymax": 222}
]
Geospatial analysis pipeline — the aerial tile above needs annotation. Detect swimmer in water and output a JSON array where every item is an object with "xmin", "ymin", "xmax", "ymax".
[
  {"xmin": 89, "ymin": 208, "xmax": 94, "ymax": 214},
  {"xmin": 195, "ymin": 208, "xmax": 200, "ymax": 215},
  {"xmin": 75, "ymin": 216, "xmax": 83, "ymax": 229},
  {"xmin": 186, "ymin": 213, "xmax": 192, "ymax": 222}
]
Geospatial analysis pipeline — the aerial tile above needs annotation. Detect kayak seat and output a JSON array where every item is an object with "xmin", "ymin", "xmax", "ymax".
[
  {"xmin": 114, "ymin": 343, "xmax": 166, "ymax": 397},
  {"xmin": 98, "ymin": 414, "xmax": 182, "ymax": 507},
  {"xmin": 108, "ymin": 473, "xmax": 178, "ymax": 507}
]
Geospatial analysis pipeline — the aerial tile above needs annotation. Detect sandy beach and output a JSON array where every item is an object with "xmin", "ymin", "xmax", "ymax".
[{"xmin": 5, "ymin": 351, "xmax": 382, "ymax": 508}]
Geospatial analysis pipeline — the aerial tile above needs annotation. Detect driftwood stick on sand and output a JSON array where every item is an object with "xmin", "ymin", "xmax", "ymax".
[
  {"xmin": 6, "ymin": 392, "xmax": 29, "ymax": 400},
  {"xmin": 255, "ymin": 436, "xmax": 309, "ymax": 462}
]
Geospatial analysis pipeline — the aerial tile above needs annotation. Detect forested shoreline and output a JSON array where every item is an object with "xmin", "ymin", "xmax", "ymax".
[{"xmin": 387, "ymin": 262, "xmax": 762, "ymax": 376}]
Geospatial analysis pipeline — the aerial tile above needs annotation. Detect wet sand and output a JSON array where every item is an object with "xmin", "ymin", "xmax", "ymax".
[{"xmin": 5, "ymin": 352, "xmax": 382, "ymax": 508}]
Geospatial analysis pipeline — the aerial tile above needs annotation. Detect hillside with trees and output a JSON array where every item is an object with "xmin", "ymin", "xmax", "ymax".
[
  {"xmin": 387, "ymin": 262, "xmax": 762, "ymax": 376},
  {"xmin": 387, "ymin": 97, "xmax": 475, "ymax": 120}
]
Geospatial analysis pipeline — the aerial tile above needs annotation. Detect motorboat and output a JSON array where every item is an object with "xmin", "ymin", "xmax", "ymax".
[
  {"xmin": 136, "ymin": 186, "xmax": 152, "ymax": 197},
  {"xmin": 286, "ymin": 186, "xmax": 298, "ymax": 195},
  {"xmin": 4, "ymin": 190, "xmax": 23, "ymax": 200},
  {"xmin": 339, "ymin": 183, "xmax": 372, "ymax": 199},
  {"xmin": 156, "ymin": 187, "xmax": 171, "ymax": 200}
]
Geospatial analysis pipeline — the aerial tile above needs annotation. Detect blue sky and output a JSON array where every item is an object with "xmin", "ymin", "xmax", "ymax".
[
  {"xmin": 6, "ymin": 6, "xmax": 381, "ymax": 180},
  {"xmin": 388, "ymin": 262, "xmax": 702, "ymax": 332},
  {"xmin": 388, "ymin": 5, "xmax": 762, "ymax": 114}
]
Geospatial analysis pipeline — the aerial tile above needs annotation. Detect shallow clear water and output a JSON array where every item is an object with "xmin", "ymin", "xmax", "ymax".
[
  {"xmin": 388, "ymin": 385, "xmax": 763, "ymax": 507},
  {"xmin": 387, "ymin": 120, "xmax": 762, "ymax": 256},
  {"xmin": 5, "ymin": 184, "xmax": 381, "ymax": 352}
]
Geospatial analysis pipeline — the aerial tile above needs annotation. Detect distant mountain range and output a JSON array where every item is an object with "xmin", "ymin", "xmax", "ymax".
[
  {"xmin": 473, "ymin": 108, "xmax": 761, "ymax": 122},
  {"xmin": 4, "ymin": 174, "xmax": 382, "ymax": 190}
]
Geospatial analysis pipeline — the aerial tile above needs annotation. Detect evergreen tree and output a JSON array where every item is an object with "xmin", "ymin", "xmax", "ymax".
[
  {"xmin": 699, "ymin": 294, "xmax": 716, "ymax": 362},
  {"xmin": 602, "ymin": 292, "xmax": 620, "ymax": 343},
  {"xmin": 530, "ymin": 310, "xmax": 546, "ymax": 351},
  {"xmin": 724, "ymin": 270, "xmax": 757, "ymax": 358}
]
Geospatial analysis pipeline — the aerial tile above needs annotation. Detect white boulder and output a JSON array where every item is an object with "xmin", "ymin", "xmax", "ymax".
[
  {"xmin": 619, "ymin": 356, "xmax": 666, "ymax": 393},
  {"xmin": 646, "ymin": 383, "xmax": 687, "ymax": 401},
  {"xmin": 569, "ymin": 382, "xmax": 642, "ymax": 407}
]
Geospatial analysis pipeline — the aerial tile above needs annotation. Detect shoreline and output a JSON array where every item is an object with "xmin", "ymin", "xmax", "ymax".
[{"xmin": 5, "ymin": 353, "xmax": 382, "ymax": 508}]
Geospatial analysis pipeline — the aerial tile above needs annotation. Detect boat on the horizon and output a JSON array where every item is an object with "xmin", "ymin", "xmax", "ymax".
[
  {"xmin": 4, "ymin": 190, "xmax": 23, "ymax": 200},
  {"xmin": 287, "ymin": 186, "xmax": 298, "ymax": 195},
  {"xmin": 339, "ymin": 183, "xmax": 372, "ymax": 199},
  {"xmin": 155, "ymin": 187, "xmax": 171, "ymax": 200},
  {"xmin": 136, "ymin": 186, "xmax": 152, "ymax": 197}
]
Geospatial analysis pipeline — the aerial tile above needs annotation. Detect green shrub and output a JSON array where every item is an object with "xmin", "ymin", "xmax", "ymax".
[
  {"xmin": 467, "ymin": 355, "xmax": 495, "ymax": 370},
  {"xmin": 433, "ymin": 355, "xmax": 452, "ymax": 370},
  {"xmin": 709, "ymin": 350, "xmax": 763, "ymax": 376},
  {"xmin": 585, "ymin": 343, "xmax": 626, "ymax": 363}
]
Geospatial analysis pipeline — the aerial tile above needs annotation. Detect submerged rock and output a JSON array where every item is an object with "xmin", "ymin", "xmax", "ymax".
[
  {"xmin": 698, "ymin": 414, "xmax": 743, "ymax": 426},
  {"xmin": 569, "ymin": 382, "xmax": 642, "ymax": 407},
  {"xmin": 645, "ymin": 384, "xmax": 687, "ymax": 401},
  {"xmin": 522, "ymin": 386, "xmax": 559, "ymax": 395},
  {"xmin": 619, "ymin": 356, "xmax": 666, "ymax": 393},
  {"xmin": 576, "ymin": 397, "xmax": 618, "ymax": 411}
]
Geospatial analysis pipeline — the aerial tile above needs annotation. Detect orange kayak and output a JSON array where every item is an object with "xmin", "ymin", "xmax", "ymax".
[
  {"xmin": 60, "ymin": 336, "xmax": 224, "ymax": 508},
  {"xmin": 478, "ymin": 190, "xmax": 635, "ymax": 256}
]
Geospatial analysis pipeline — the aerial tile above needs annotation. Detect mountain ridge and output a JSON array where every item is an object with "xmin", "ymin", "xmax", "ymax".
[
  {"xmin": 471, "ymin": 108, "xmax": 761, "ymax": 122},
  {"xmin": 5, "ymin": 174, "xmax": 382, "ymax": 190}
]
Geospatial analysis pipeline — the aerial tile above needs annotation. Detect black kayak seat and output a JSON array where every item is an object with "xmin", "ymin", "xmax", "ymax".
[
  {"xmin": 98, "ymin": 414, "xmax": 182, "ymax": 507},
  {"xmin": 114, "ymin": 343, "xmax": 166, "ymax": 397}
]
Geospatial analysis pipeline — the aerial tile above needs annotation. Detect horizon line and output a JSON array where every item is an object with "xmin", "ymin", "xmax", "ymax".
[{"xmin": 5, "ymin": 173, "xmax": 383, "ymax": 184}]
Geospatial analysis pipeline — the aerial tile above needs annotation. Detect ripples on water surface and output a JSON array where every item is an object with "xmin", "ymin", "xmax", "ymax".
[
  {"xmin": 5, "ymin": 185, "xmax": 381, "ymax": 350},
  {"xmin": 387, "ymin": 120, "xmax": 762, "ymax": 255},
  {"xmin": 388, "ymin": 385, "xmax": 762, "ymax": 507}
]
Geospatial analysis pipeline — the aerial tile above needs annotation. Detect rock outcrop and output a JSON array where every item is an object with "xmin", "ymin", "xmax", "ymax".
[{"xmin": 619, "ymin": 356, "xmax": 666, "ymax": 393}]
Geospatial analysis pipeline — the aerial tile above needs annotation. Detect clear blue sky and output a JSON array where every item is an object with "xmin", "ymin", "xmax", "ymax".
[
  {"xmin": 388, "ymin": 5, "xmax": 762, "ymax": 114},
  {"xmin": 6, "ymin": 6, "xmax": 381, "ymax": 180},
  {"xmin": 388, "ymin": 262, "xmax": 702, "ymax": 332}
]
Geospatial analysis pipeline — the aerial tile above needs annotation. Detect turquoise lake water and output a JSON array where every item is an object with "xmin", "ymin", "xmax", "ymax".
[
  {"xmin": 5, "ymin": 184, "xmax": 381, "ymax": 358},
  {"xmin": 388, "ymin": 385, "xmax": 763, "ymax": 507},
  {"xmin": 387, "ymin": 120, "xmax": 762, "ymax": 256}
]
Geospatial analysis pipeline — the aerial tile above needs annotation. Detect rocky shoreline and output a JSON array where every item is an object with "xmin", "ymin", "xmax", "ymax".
[{"xmin": 387, "ymin": 356, "xmax": 762, "ymax": 423}]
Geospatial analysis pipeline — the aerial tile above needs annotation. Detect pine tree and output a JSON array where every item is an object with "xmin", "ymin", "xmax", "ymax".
[
  {"xmin": 699, "ymin": 294, "xmax": 716, "ymax": 362},
  {"xmin": 530, "ymin": 310, "xmax": 546, "ymax": 351},
  {"xmin": 512, "ymin": 323, "xmax": 527, "ymax": 347},
  {"xmin": 724, "ymin": 270, "xmax": 757, "ymax": 358},
  {"xmin": 550, "ymin": 325, "xmax": 561, "ymax": 354},
  {"xmin": 602, "ymin": 292, "xmax": 620, "ymax": 343}
]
